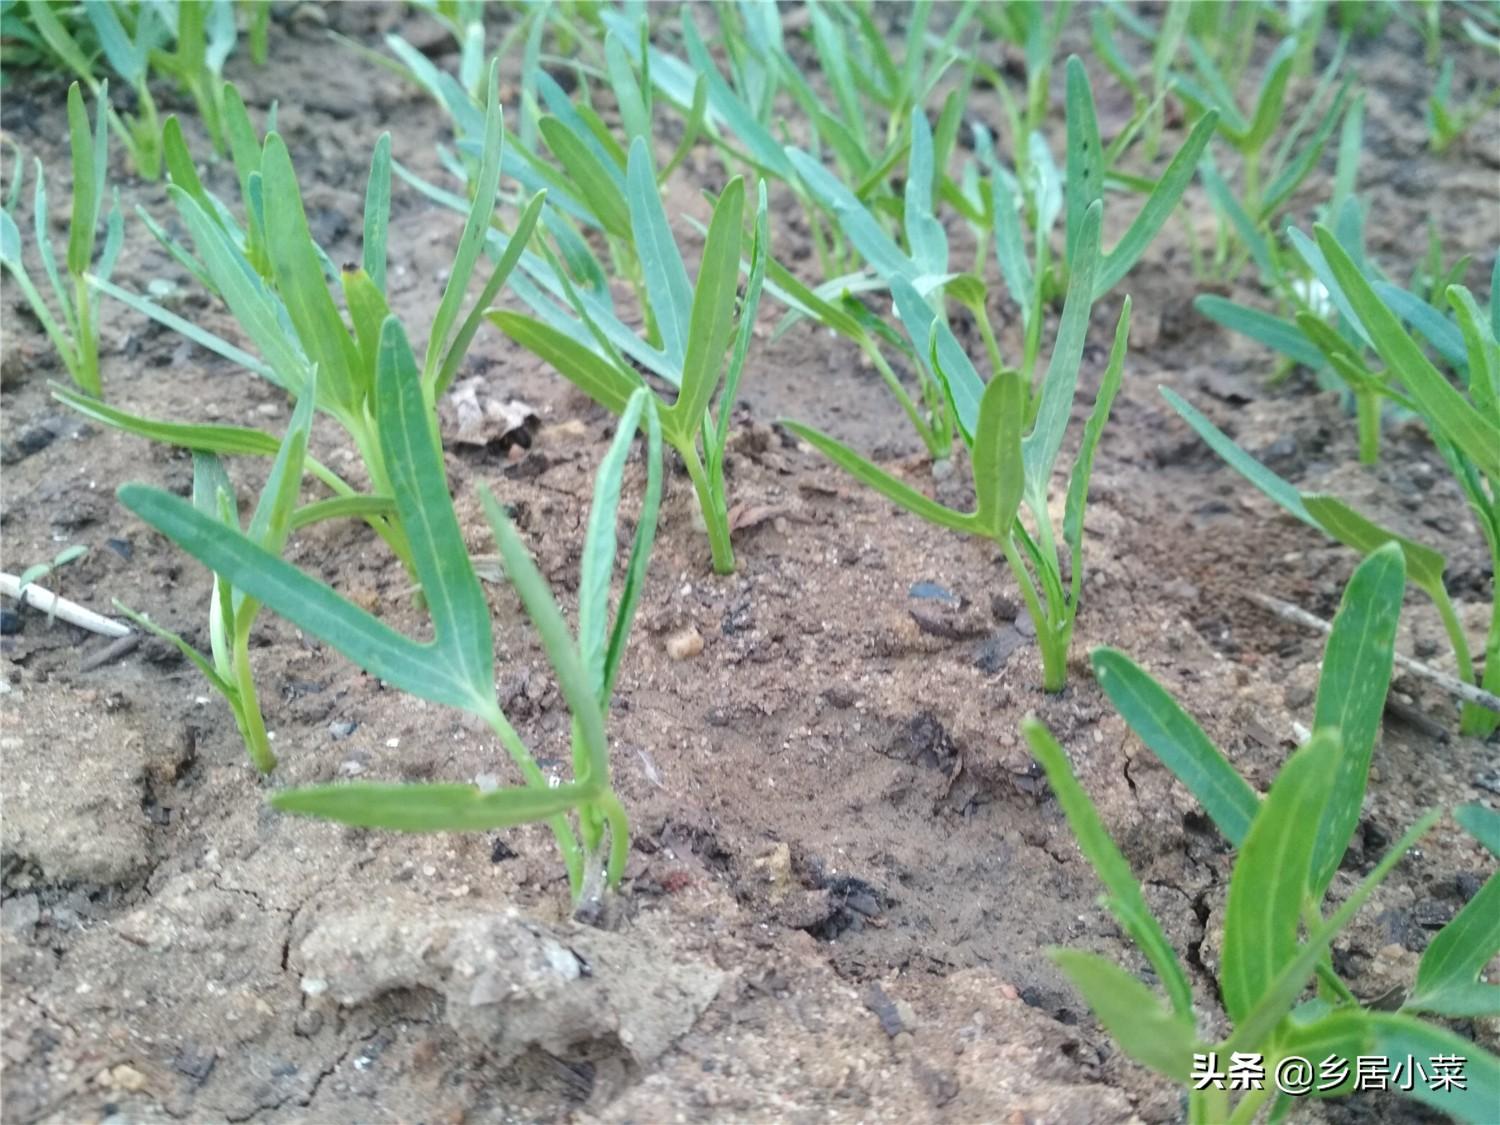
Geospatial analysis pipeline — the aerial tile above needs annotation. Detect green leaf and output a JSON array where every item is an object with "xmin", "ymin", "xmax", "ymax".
[
  {"xmin": 1162, "ymin": 387, "xmax": 1312, "ymax": 521},
  {"xmin": 260, "ymin": 134, "xmax": 361, "ymax": 411},
  {"xmin": 604, "ymin": 397, "xmax": 663, "ymax": 701},
  {"xmin": 435, "ymin": 187, "xmax": 546, "ymax": 398},
  {"xmin": 1316, "ymin": 226, "xmax": 1500, "ymax": 480},
  {"xmin": 1064, "ymin": 299, "xmax": 1130, "ymax": 590},
  {"xmin": 971, "ymin": 369, "xmax": 1025, "ymax": 539},
  {"xmin": 1365, "ymin": 1013, "xmax": 1500, "ymax": 1123},
  {"xmin": 1023, "ymin": 199, "xmax": 1101, "ymax": 492},
  {"xmin": 1308, "ymin": 543, "xmax": 1405, "ymax": 898},
  {"xmin": 578, "ymin": 389, "xmax": 650, "ymax": 699},
  {"xmin": 781, "ymin": 421, "xmax": 975, "ymax": 535},
  {"xmin": 1407, "ymin": 869, "xmax": 1499, "ymax": 1018},
  {"xmin": 1064, "ymin": 56, "xmax": 1104, "ymax": 269},
  {"xmin": 1052, "ymin": 950, "xmax": 1197, "ymax": 1081},
  {"xmin": 626, "ymin": 137, "xmax": 692, "ymax": 367},
  {"xmin": 65, "ymin": 81, "xmax": 103, "ymax": 278},
  {"xmin": 1022, "ymin": 718, "xmax": 1195, "ymax": 1019},
  {"xmin": 1302, "ymin": 495, "xmax": 1448, "ymax": 595},
  {"xmin": 114, "ymin": 602, "xmax": 234, "ymax": 698},
  {"xmin": 54, "ymin": 385, "xmax": 283, "ymax": 456},
  {"xmin": 363, "ymin": 133, "xmax": 392, "ymax": 294},
  {"xmin": 1196, "ymin": 295, "xmax": 1324, "ymax": 369},
  {"xmin": 245, "ymin": 369, "xmax": 317, "ymax": 555},
  {"xmin": 1094, "ymin": 111, "xmax": 1218, "ymax": 297},
  {"xmin": 665, "ymin": 177, "xmax": 743, "ymax": 437},
  {"xmin": 271, "ymin": 781, "xmax": 586, "ymax": 832},
  {"xmin": 904, "ymin": 110, "xmax": 947, "ymax": 277},
  {"xmin": 1092, "ymin": 647, "xmax": 1258, "ymax": 846},
  {"xmin": 480, "ymin": 489, "xmax": 607, "ymax": 789},
  {"xmin": 1457, "ymin": 802, "xmax": 1500, "ymax": 856},
  {"xmin": 426, "ymin": 61, "xmax": 506, "ymax": 386},
  {"xmin": 488, "ymin": 311, "xmax": 642, "ymax": 417},
  {"xmin": 374, "ymin": 317, "xmax": 493, "ymax": 700},
  {"xmin": 540, "ymin": 116, "xmax": 630, "ymax": 239},
  {"xmin": 1221, "ymin": 730, "xmax": 1341, "ymax": 1024},
  {"xmin": 1227, "ymin": 810, "xmax": 1441, "ymax": 1052}
]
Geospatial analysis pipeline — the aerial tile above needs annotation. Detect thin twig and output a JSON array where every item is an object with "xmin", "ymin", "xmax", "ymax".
[
  {"xmin": 1246, "ymin": 591, "xmax": 1500, "ymax": 716},
  {"xmin": 0, "ymin": 573, "xmax": 132, "ymax": 638}
]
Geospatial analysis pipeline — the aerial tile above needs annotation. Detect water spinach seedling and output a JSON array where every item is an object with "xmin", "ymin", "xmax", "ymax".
[
  {"xmin": 490, "ymin": 138, "xmax": 769, "ymax": 575},
  {"xmin": 787, "ymin": 200, "xmax": 1128, "ymax": 694},
  {"xmin": 118, "ymin": 384, "xmax": 318, "ymax": 774},
  {"xmin": 71, "ymin": 63, "xmax": 540, "ymax": 583},
  {"xmin": 1026, "ymin": 545, "xmax": 1499, "ymax": 1123},
  {"xmin": 1169, "ymin": 225, "xmax": 1500, "ymax": 736},
  {"xmin": 121, "ymin": 320, "xmax": 664, "ymax": 908},
  {"xmin": 0, "ymin": 81, "xmax": 121, "ymax": 396}
]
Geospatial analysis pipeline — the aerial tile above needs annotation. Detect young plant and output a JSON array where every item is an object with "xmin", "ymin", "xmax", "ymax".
[
  {"xmin": 0, "ymin": 82, "xmax": 122, "ymax": 396},
  {"xmin": 118, "ymin": 383, "xmax": 318, "ymax": 773},
  {"xmin": 120, "ymin": 320, "xmax": 664, "ymax": 908},
  {"xmin": 13, "ymin": 544, "xmax": 88, "ymax": 597},
  {"xmin": 1168, "ymin": 225, "xmax": 1500, "ymax": 736},
  {"xmin": 773, "ymin": 60, "xmax": 1213, "ymax": 461},
  {"xmin": 11, "ymin": 544, "xmax": 88, "ymax": 626},
  {"xmin": 1026, "ymin": 544, "xmax": 1499, "ymax": 1123},
  {"xmin": 489, "ymin": 139, "xmax": 769, "ymax": 575},
  {"xmin": 2, "ymin": 0, "xmax": 266, "ymax": 178},
  {"xmin": 70, "ymin": 63, "xmax": 540, "ymax": 583},
  {"xmin": 1180, "ymin": 30, "xmax": 1355, "ymax": 284},
  {"xmin": 785, "ymin": 203, "xmax": 1131, "ymax": 693},
  {"xmin": 1426, "ymin": 55, "xmax": 1500, "ymax": 153}
]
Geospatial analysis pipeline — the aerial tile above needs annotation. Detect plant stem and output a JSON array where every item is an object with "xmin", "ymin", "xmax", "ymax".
[
  {"xmin": 1355, "ymin": 390, "xmax": 1380, "ymax": 464},
  {"xmin": 482, "ymin": 703, "xmax": 584, "ymax": 894},
  {"xmin": 232, "ymin": 622, "xmax": 276, "ymax": 773},
  {"xmin": 1002, "ymin": 536, "xmax": 1068, "ymax": 691},
  {"xmin": 863, "ymin": 338, "xmax": 941, "ymax": 458},
  {"xmin": 73, "ymin": 274, "xmax": 100, "ymax": 397},
  {"xmin": 681, "ymin": 441, "xmax": 735, "ymax": 574},
  {"xmin": 1461, "ymin": 581, "xmax": 1500, "ymax": 737}
]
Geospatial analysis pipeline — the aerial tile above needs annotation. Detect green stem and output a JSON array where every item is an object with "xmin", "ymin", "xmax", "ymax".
[
  {"xmin": 1460, "ymin": 577, "xmax": 1500, "ymax": 737},
  {"xmin": 73, "ymin": 274, "xmax": 100, "ymax": 397},
  {"xmin": 1355, "ymin": 390, "xmax": 1380, "ymax": 465},
  {"xmin": 863, "ymin": 338, "xmax": 941, "ymax": 457},
  {"xmin": 1430, "ymin": 583, "xmax": 1478, "ymax": 700},
  {"xmin": 681, "ymin": 441, "xmax": 735, "ymax": 574},
  {"xmin": 482, "ymin": 703, "xmax": 584, "ymax": 894},
  {"xmin": 1227, "ymin": 1083, "xmax": 1274, "ymax": 1125},
  {"xmin": 1002, "ymin": 535, "xmax": 1068, "ymax": 692},
  {"xmin": 598, "ymin": 791, "xmax": 631, "ymax": 888},
  {"xmin": 232, "ymin": 618, "xmax": 276, "ymax": 773}
]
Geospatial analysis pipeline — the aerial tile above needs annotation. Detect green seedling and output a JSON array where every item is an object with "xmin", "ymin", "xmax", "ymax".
[
  {"xmin": 14, "ymin": 544, "xmax": 88, "ymax": 597},
  {"xmin": 121, "ymin": 320, "xmax": 664, "ymax": 908},
  {"xmin": 785, "ymin": 202, "xmax": 1130, "ymax": 693},
  {"xmin": 74, "ymin": 63, "xmax": 539, "ymax": 584},
  {"xmin": 2, "ymin": 0, "xmax": 265, "ymax": 178},
  {"xmin": 119, "ymin": 382, "xmax": 318, "ymax": 773},
  {"xmin": 0, "ymin": 82, "xmax": 122, "ymax": 396},
  {"xmin": 490, "ymin": 139, "xmax": 769, "ymax": 575},
  {"xmin": 1026, "ymin": 544, "xmax": 1498, "ymax": 1123},
  {"xmin": 13, "ymin": 544, "xmax": 88, "ymax": 625},
  {"xmin": 1170, "ymin": 224, "xmax": 1500, "ymax": 735},
  {"xmin": 1426, "ymin": 55, "xmax": 1500, "ymax": 153},
  {"xmin": 1179, "ymin": 29, "xmax": 1355, "ymax": 284}
]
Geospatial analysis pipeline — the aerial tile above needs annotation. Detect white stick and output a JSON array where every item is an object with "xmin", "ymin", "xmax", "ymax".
[
  {"xmin": 1246, "ymin": 591, "xmax": 1500, "ymax": 716},
  {"xmin": 0, "ymin": 573, "xmax": 132, "ymax": 638}
]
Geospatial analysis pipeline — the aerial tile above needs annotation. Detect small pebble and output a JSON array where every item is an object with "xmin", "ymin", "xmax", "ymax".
[
  {"xmin": 110, "ymin": 1064, "xmax": 147, "ymax": 1092},
  {"xmin": 328, "ymin": 720, "xmax": 358, "ymax": 740},
  {"xmin": 666, "ymin": 627, "xmax": 704, "ymax": 660}
]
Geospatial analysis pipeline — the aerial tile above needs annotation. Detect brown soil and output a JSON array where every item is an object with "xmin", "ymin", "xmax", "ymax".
[{"xmin": 2, "ymin": 5, "xmax": 1497, "ymax": 1124}]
